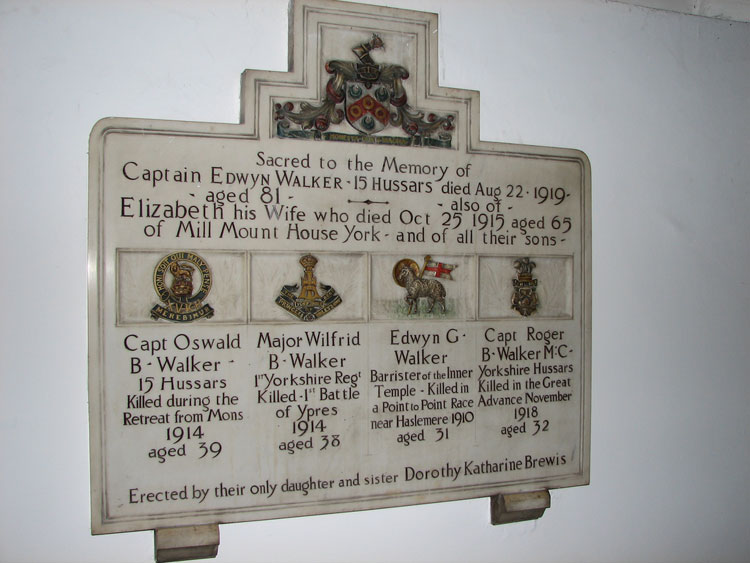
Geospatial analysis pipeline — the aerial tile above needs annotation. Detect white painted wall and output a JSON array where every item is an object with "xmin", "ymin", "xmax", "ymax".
[
  {"xmin": 614, "ymin": 0, "xmax": 750, "ymax": 22},
  {"xmin": 1, "ymin": 1, "xmax": 749, "ymax": 562}
]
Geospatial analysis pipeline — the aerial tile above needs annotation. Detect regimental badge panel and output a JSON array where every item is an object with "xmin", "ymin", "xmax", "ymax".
[{"xmin": 88, "ymin": 0, "xmax": 590, "ymax": 535}]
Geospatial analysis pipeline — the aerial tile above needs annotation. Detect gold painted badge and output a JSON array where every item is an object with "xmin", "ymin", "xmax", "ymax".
[
  {"xmin": 511, "ymin": 257, "xmax": 539, "ymax": 317},
  {"xmin": 275, "ymin": 254, "xmax": 341, "ymax": 321},
  {"xmin": 150, "ymin": 252, "xmax": 214, "ymax": 322}
]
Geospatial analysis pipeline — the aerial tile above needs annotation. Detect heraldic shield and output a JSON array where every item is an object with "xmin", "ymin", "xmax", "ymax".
[
  {"xmin": 275, "ymin": 33, "xmax": 456, "ymax": 146},
  {"xmin": 345, "ymin": 81, "xmax": 390, "ymax": 134}
]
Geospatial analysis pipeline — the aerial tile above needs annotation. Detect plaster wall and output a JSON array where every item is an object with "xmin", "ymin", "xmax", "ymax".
[{"xmin": 1, "ymin": 1, "xmax": 748, "ymax": 562}]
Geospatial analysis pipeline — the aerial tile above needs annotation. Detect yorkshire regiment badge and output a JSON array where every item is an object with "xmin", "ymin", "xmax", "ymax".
[
  {"xmin": 275, "ymin": 34, "xmax": 455, "ymax": 147},
  {"xmin": 275, "ymin": 255, "xmax": 342, "ymax": 321},
  {"xmin": 511, "ymin": 257, "xmax": 539, "ymax": 317},
  {"xmin": 393, "ymin": 255, "xmax": 456, "ymax": 315},
  {"xmin": 151, "ymin": 252, "xmax": 214, "ymax": 322}
]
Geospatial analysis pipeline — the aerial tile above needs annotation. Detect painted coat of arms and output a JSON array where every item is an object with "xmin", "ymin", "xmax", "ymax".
[
  {"xmin": 275, "ymin": 255, "xmax": 342, "ymax": 321},
  {"xmin": 275, "ymin": 34, "xmax": 455, "ymax": 147}
]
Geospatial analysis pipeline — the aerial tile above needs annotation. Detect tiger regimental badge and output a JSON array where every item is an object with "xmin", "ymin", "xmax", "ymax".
[
  {"xmin": 150, "ymin": 252, "xmax": 214, "ymax": 322},
  {"xmin": 275, "ymin": 254, "xmax": 341, "ymax": 321},
  {"xmin": 511, "ymin": 257, "xmax": 539, "ymax": 317}
]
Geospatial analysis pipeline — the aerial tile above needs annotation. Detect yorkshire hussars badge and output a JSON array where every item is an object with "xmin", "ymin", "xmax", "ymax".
[
  {"xmin": 393, "ymin": 255, "xmax": 457, "ymax": 315},
  {"xmin": 511, "ymin": 257, "xmax": 539, "ymax": 317},
  {"xmin": 151, "ymin": 252, "xmax": 214, "ymax": 322},
  {"xmin": 275, "ymin": 34, "xmax": 455, "ymax": 147},
  {"xmin": 275, "ymin": 255, "xmax": 342, "ymax": 321}
]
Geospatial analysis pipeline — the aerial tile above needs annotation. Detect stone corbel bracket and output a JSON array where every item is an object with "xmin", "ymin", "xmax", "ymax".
[
  {"xmin": 154, "ymin": 525, "xmax": 219, "ymax": 563},
  {"xmin": 490, "ymin": 491, "xmax": 551, "ymax": 525}
]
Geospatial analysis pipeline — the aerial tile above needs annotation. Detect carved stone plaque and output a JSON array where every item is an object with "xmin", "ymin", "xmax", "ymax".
[{"xmin": 88, "ymin": 0, "xmax": 591, "ymax": 536}]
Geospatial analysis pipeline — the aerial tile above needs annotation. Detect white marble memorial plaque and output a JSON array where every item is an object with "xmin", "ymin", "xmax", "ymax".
[{"xmin": 88, "ymin": 0, "xmax": 591, "ymax": 535}]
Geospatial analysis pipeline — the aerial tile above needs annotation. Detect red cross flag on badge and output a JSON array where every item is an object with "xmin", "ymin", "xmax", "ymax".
[{"xmin": 421, "ymin": 255, "xmax": 457, "ymax": 280}]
